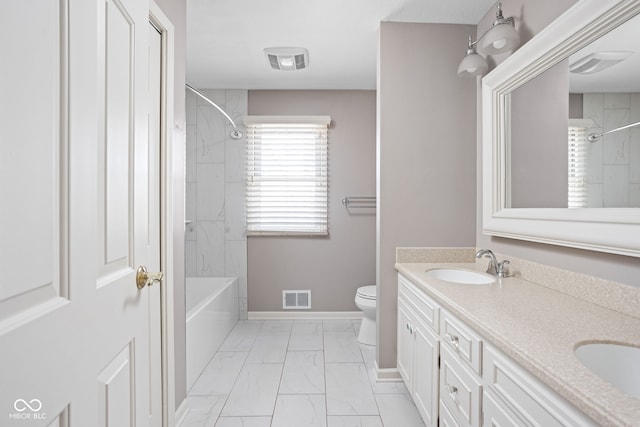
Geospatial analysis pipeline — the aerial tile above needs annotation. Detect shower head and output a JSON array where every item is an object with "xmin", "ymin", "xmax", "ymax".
[{"xmin": 185, "ymin": 84, "xmax": 243, "ymax": 140}]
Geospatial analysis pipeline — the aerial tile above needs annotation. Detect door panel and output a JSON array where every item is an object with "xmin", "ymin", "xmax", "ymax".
[
  {"xmin": 97, "ymin": 344, "xmax": 135, "ymax": 427},
  {"xmin": 98, "ymin": 0, "xmax": 135, "ymax": 278},
  {"xmin": 47, "ymin": 411, "xmax": 68, "ymax": 427},
  {"xmin": 0, "ymin": 0, "xmax": 65, "ymax": 319},
  {"xmin": 413, "ymin": 322, "xmax": 439, "ymax": 427},
  {"xmin": 105, "ymin": 0, "xmax": 133, "ymax": 265},
  {"xmin": 397, "ymin": 301, "xmax": 414, "ymax": 389}
]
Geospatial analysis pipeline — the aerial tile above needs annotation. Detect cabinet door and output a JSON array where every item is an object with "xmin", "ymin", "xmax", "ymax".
[
  {"xmin": 397, "ymin": 301, "xmax": 414, "ymax": 390},
  {"xmin": 413, "ymin": 321, "xmax": 439, "ymax": 427}
]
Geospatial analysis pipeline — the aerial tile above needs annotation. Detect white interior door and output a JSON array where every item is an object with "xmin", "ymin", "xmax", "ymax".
[{"xmin": 0, "ymin": 0, "xmax": 162, "ymax": 425}]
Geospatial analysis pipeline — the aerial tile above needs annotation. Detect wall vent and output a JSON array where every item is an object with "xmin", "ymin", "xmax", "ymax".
[{"xmin": 282, "ymin": 290, "xmax": 311, "ymax": 309}]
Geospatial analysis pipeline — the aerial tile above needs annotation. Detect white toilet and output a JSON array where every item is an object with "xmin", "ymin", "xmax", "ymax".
[{"xmin": 355, "ymin": 285, "xmax": 377, "ymax": 345}]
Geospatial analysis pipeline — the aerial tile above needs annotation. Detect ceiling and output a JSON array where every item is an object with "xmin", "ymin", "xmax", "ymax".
[
  {"xmin": 186, "ymin": 0, "xmax": 497, "ymax": 90},
  {"xmin": 569, "ymin": 12, "xmax": 640, "ymax": 93}
]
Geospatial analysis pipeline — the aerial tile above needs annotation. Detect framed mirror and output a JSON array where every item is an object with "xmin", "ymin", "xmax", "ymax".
[{"xmin": 482, "ymin": 0, "xmax": 640, "ymax": 257}]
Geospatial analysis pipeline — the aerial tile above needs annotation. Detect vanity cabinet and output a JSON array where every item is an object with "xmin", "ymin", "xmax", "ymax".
[
  {"xmin": 397, "ymin": 273, "xmax": 597, "ymax": 427},
  {"xmin": 397, "ymin": 274, "xmax": 440, "ymax": 427}
]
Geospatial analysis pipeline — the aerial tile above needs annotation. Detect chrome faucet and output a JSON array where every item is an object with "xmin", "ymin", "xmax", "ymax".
[{"xmin": 475, "ymin": 249, "xmax": 510, "ymax": 278}]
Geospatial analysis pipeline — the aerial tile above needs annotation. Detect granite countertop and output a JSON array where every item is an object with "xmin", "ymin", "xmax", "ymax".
[{"xmin": 395, "ymin": 261, "xmax": 640, "ymax": 427}]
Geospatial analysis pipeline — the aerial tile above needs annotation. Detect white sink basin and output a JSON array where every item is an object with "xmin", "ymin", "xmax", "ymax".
[
  {"xmin": 575, "ymin": 343, "xmax": 640, "ymax": 399},
  {"xmin": 425, "ymin": 268, "xmax": 495, "ymax": 285}
]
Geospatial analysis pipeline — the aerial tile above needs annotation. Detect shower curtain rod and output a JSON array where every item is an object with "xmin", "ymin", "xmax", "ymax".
[
  {"xmin": 186, "ymin": 84, "xmax": 243, "ymax": 140},
  {"xmin": 588, "ymin": 120, "xmax": 640, "ymax": 142}
]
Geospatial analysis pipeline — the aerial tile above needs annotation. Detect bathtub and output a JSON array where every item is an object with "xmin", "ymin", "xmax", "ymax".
[{"xmin": 186, "ymin": 276, "xmax": 238, "ymax": 390}]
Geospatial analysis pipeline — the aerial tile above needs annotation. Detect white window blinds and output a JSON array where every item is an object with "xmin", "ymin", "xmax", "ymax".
[
  {"xmin": 568, "ymin": 119, "xmax": 592, "ymax": 208},
  {"xmin": 245, "ymin": 116, "xmax": 330, "ymax": 236}
]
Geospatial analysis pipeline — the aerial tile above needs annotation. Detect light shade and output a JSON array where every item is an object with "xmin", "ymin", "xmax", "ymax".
[
  {"xmin": 481, "ymin": 21, "xmax": 520, "ymax": 55},
  {"xmin": 458, "ymin": 51, "xmax": 488, "ymax": 78}
]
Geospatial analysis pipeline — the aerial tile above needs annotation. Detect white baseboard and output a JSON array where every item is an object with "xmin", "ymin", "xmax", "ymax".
[
  {"xmin": 374, "ymin": 360, "xmax": 403, "ymax": 382},
  {"xmin": 248, "ymin": 311, "xmax": 363, "ymax": 320}
]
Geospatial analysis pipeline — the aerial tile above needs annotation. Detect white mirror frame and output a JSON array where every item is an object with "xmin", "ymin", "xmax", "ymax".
[{"xmin": 482, "ymin": 0, "xmax": 640, "ymax": 257}]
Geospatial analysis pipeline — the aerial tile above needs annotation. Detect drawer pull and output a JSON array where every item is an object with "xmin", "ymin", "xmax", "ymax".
[
  {"xmin": 445, "ymin": 333, "xmax": 459, "ymax": 347},
  {"xmin": 446, "ymin": 384, "xmax": 458, "ymax": 400}
]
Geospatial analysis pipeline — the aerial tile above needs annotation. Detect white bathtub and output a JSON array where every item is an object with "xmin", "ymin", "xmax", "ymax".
[{"xmin": 186, "ymin": 276, "xmax": 238, "ymax": 391}]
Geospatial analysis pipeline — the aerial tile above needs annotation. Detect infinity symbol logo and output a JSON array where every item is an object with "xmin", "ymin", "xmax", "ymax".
[{"xmin": 14, "ymin": 399, "xmax": 42, "ymax": 412}]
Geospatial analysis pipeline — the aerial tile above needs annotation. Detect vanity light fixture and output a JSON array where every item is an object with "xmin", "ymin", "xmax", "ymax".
[
  {"xmin": 458, "ymin": 2, "xmax": 520, "ymax": 78},
  {"xmin": 458, "ymin": 36, "xmax": 489, "ymax": 77}
]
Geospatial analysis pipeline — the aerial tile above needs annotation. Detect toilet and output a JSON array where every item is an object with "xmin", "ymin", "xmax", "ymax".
[{"xmin": 355, "ymin": 285, "xmax": 377, "ymax": 345}]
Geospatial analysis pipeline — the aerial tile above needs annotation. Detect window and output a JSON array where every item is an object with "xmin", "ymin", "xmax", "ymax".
[
  {"xmin": 567, "ymin": 119, "xmax": 592, "ymax": 208},
  {"xmin": 245, "ymin": 116, "xmax": 330, "ymax": 235}
]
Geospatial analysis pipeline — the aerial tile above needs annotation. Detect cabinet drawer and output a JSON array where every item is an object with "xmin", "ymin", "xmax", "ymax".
[
  {"xmin": 440, "ymin": 310, "xmax": 483, "ymax": 375},
  {"xmin": 440, "ymin": 346, "xmax": 481, "ymax": 427},
  {"xmin": 398, "ymin": 273, "xmax": 439, "ymax": 331},
  {"xmin": 483, "ymin": 343, "xmax": 596, "ymax": 427}
]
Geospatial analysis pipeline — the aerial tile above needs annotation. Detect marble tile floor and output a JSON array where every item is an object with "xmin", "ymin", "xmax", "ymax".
[{"xmin": 180, "ymin": 319, "xmax": 425, "ymax": 427}]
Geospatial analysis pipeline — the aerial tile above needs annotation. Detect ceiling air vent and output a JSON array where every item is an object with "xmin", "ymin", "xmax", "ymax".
[
  {"xmin": 264, "ymin": 47, "xmax": 309, "ymax": 71},
  {"xmin": 569, "ymin": 51, "xmax": 633, "ymax": 74}
]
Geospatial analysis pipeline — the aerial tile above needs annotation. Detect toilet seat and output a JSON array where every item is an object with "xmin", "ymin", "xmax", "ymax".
[{"xmin": 356, "ymin": 285, "xmax": 376, "ymax": 300}]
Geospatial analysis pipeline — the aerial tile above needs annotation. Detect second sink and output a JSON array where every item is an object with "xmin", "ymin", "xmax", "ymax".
[
  {"xmin": 575, "ymin": 342, "xmax": 640, "ymax": 399},
  {"xmin": 425, "ymin": 268, "xmax": 495, "ymax": 285}
]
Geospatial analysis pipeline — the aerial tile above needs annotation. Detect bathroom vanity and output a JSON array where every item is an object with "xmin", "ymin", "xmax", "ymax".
[
  {"xmin": 393, "ymin": 1, "xmax": 640, "ymax": 425},
  {"xmin": 395, "ymin": 257, "xmax": 640, "ymax": 427}
]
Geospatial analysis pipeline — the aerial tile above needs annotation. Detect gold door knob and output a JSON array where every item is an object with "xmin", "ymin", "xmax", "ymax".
[{"xmin": 136, "ymin": 265, "xmax": 164, "ymax": 289}]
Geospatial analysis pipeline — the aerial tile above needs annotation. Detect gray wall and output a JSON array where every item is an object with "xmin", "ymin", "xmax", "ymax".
[
  {"xmin": 247, "ymin": 90, "xmax": 377, "ymax": 312},
  {"xmin": 510, "ymin": 59, "xmax": 568, "ymax": 208},
  {"xmin": 152, "ymin": 0, "xmax": 187, "ymax": 410},
  {"xmin": 377, "ymin": 22, "xmax": 478, "ymax": 369},
  {"xmin": 476, "ymin": 0, "xmax": 640, "ymax": 286}
]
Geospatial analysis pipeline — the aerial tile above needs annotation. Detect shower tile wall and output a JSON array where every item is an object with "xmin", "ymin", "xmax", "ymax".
[
  {"xmin": 186, "ymin": 89, "xmax": 249, "ymax": 319},
  {"xmin": 583, "ymin": 93, "xmax": 640, "ymax": 207}
]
